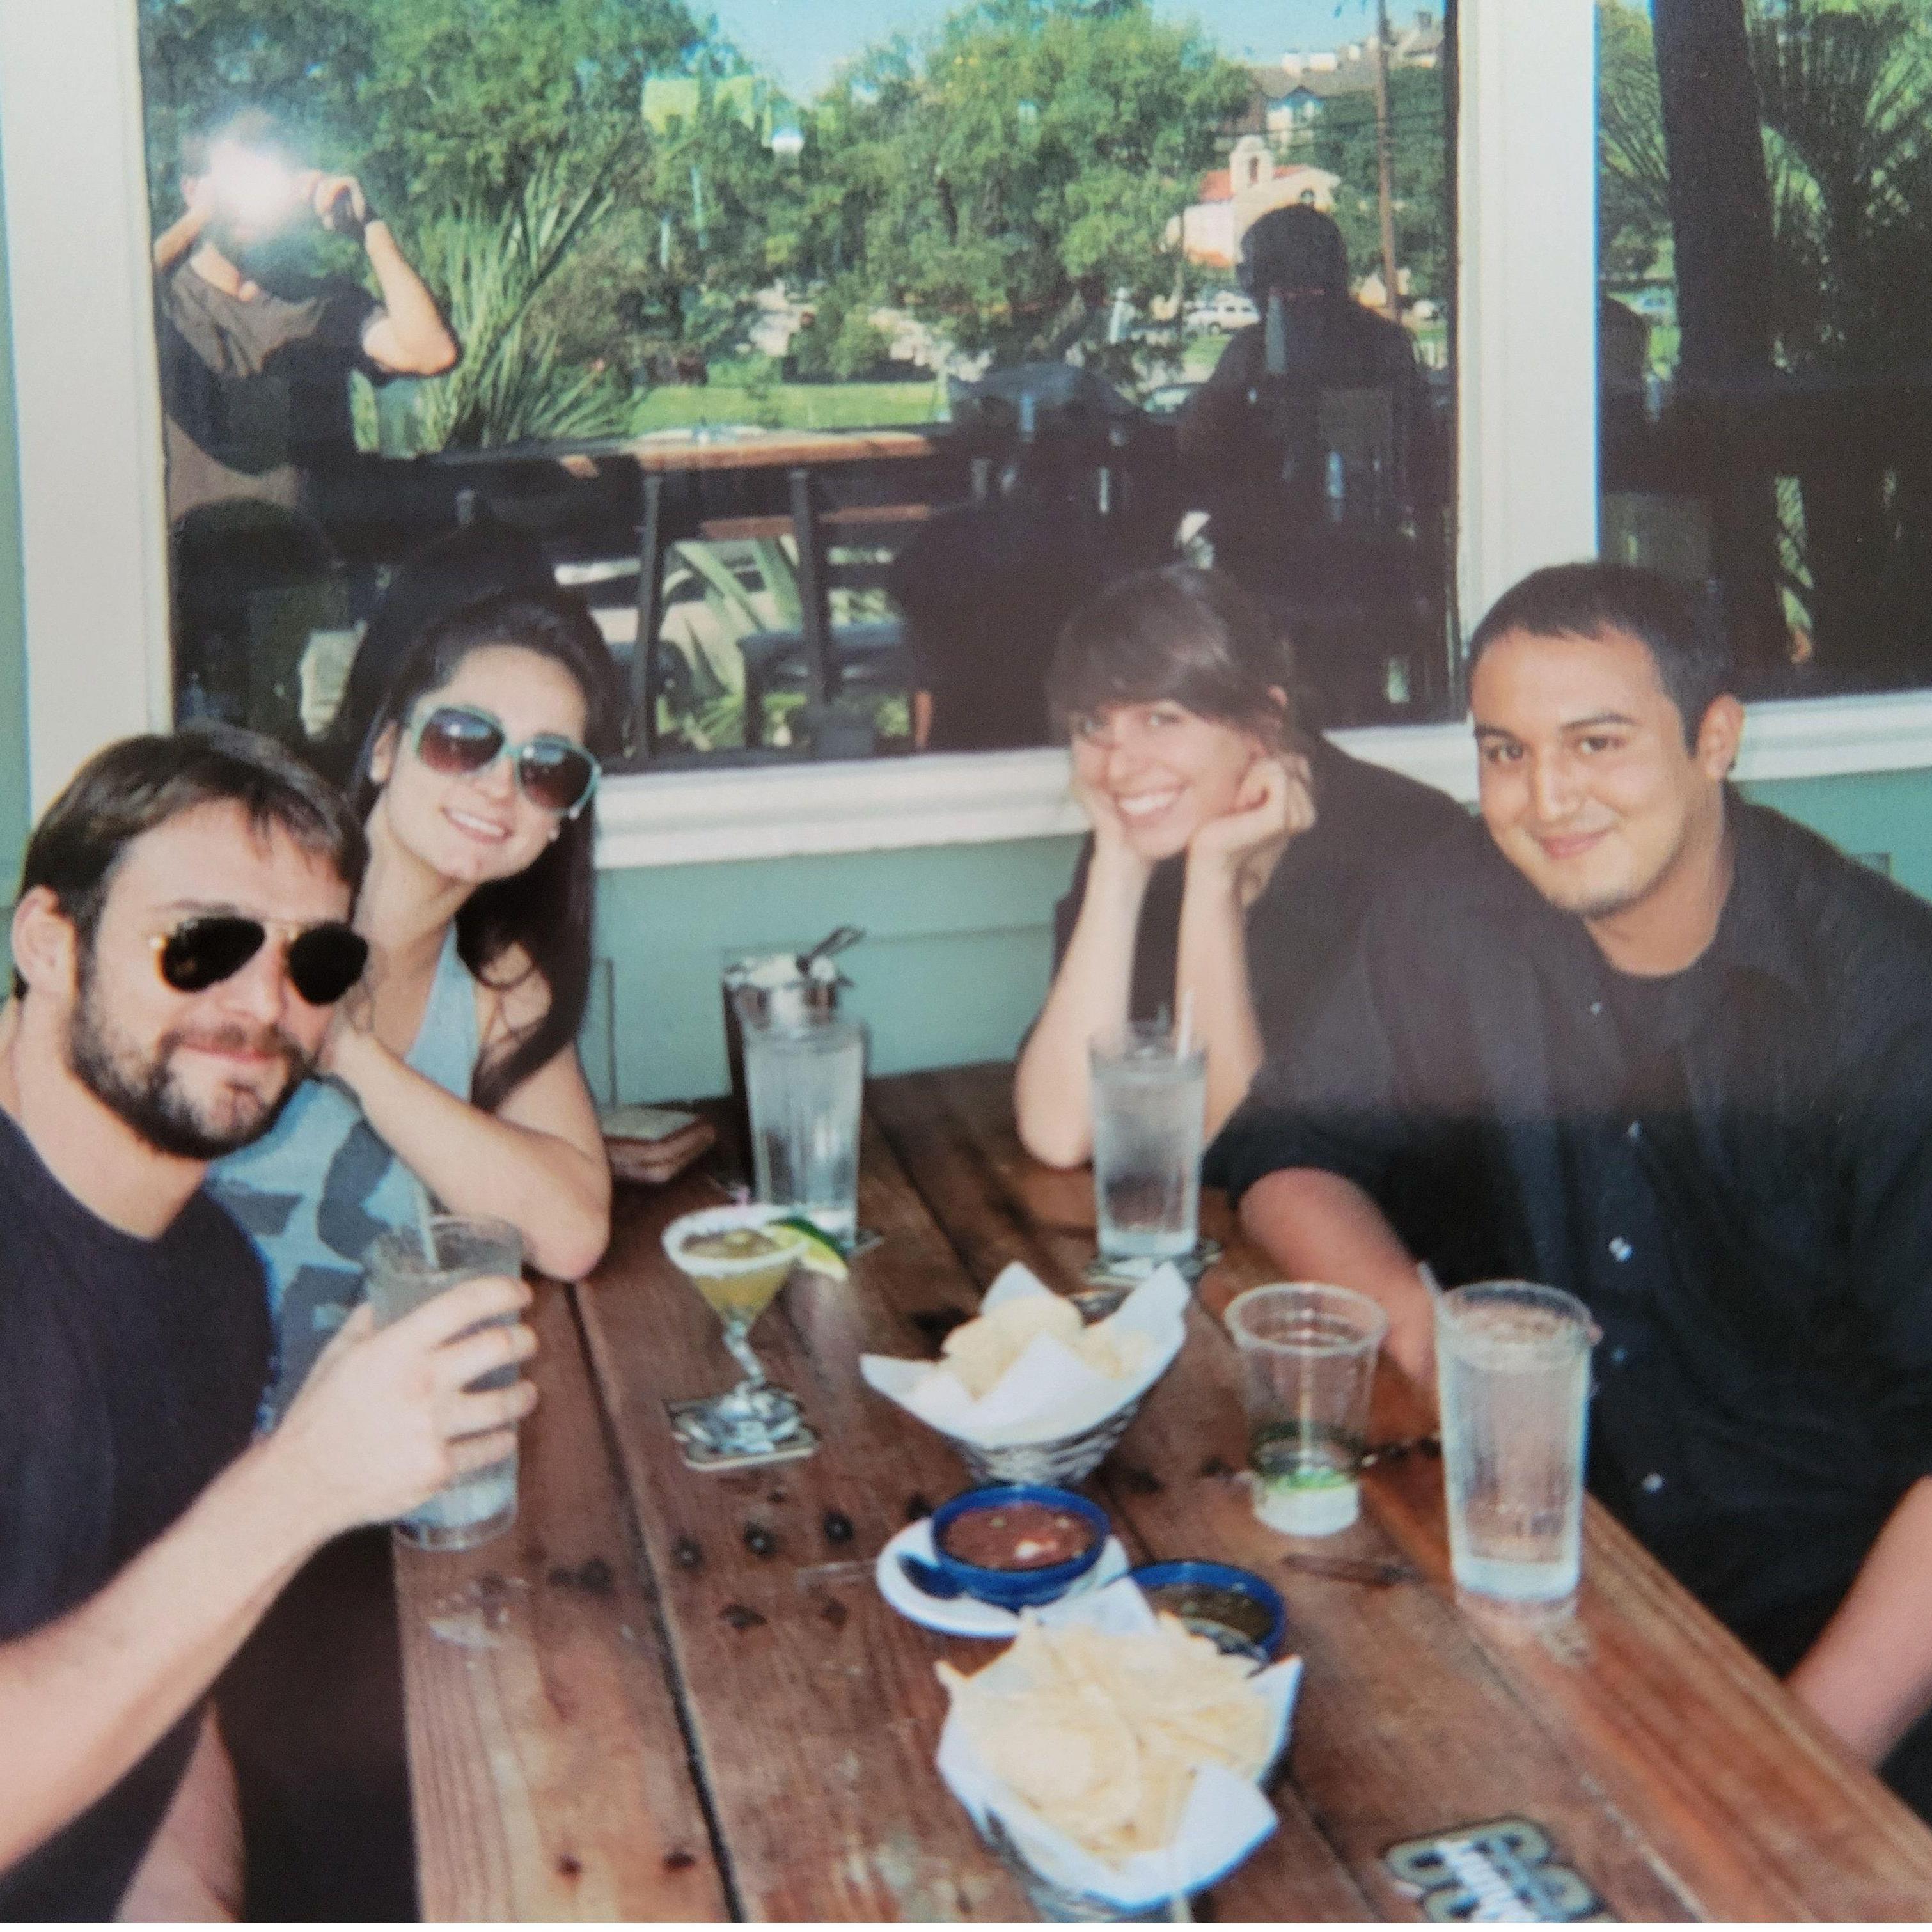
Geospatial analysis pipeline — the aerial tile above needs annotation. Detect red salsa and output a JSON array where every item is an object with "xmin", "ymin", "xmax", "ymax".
[{"xmin": 939, "ymin": 1502, "xmax": 1097, "ymax": 1571}]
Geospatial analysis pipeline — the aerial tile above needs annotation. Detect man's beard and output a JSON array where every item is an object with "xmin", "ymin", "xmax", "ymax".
[{"xmin": 66, "ymin": 955, "xmax": 313, "ymax": 1161}]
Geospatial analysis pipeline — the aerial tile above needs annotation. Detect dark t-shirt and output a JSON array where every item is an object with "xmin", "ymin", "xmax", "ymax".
[
  {"xmin": 0, "ymin": 1110, "xmax": 271, "ymax": 1919},
  {"xmin": 1051, "ymin": 735, "xmax": 1474, "ymax": 1073},
  {"xmin": 157, "ymin": 266, "xmax": 382, "ymax": 521}
]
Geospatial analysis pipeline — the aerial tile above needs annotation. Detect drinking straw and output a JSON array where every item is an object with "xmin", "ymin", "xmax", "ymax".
[
  {"xmin": 413, "ymin": 1179, "xmax": 438, "ymax": 1266},
  {"xmin": 1177, "ymin": 988, "xmax": 1195, "ymax": 1057}
]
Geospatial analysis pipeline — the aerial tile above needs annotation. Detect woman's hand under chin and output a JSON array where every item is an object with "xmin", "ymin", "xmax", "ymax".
[
  {"xmin": 1071, "ymin": 767, "xmax": 1156, "ymax": 882},
  {"xmin": 1186, "ymin": 751, "xmax": 1315, "ymax": 907}
]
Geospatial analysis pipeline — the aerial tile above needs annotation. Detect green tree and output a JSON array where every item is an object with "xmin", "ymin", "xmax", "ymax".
[
  {"xmin": 797, "ymin": 0, "xmax": 1250, "ymax": 368},
  {"xmin": 139, "ymin": 0, "xmax": 705, "ymax": 213},
  {"xmin": 1299, "ymin": 64, "xmax": 1450, "ymax": 301},
  {"xmin": 1598, "ymin": 0, "xmax": 1672, "ymax": 282}
]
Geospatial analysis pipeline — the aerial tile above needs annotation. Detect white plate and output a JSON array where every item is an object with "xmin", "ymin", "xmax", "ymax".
[{"xmin": 874, "ymin": 1518, "xmax": 1130, "ymax": 1639}]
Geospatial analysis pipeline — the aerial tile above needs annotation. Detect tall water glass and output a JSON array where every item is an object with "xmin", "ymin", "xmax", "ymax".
[
  {"xmin": 1436, "ymin": 1281, "xmax": 1596, "ymax": 1604},
  {"xmin": 1227, "ymin": 1282, "xmax": 1387, "ymax": 1535},
  {"xmin": 1088, "ymin": 1021, "xmax": 1206, "ymax": 1261},
  {"xmin": 742, "ymin": 1012, "xmax": 865, "ymax": 1243},
  {"xmin": 363, "ymin": 1214, "xmax": 525, "ymax": 1553}
]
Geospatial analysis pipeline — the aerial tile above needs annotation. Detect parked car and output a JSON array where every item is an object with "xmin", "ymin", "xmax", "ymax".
[{"xmin": 1184, "ymin": 290, "xmax": 1259, "ymax": 334}]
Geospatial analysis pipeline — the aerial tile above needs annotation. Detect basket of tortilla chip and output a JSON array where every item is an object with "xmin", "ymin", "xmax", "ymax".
[
  {"xmin": 936, "ymin": 1578, "xmax": 1301, "ymax": 1917},
  {"xmin": 860, "ymin": 1263, "xmax": 1189, "ymax": 1485}
]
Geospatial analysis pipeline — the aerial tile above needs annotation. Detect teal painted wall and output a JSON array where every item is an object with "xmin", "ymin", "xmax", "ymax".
[
  {"xmin": 590, "ymin": 767, "xmax": 1932, "ymax": 1105},
  {"xmin": 1740, "ymin": 768, "xmax": 1932, "ymax": 902},
  {"xmin": 587, "ymin": 833, "xmax": 1085, "ymax": 1104},
  {"xmin": 0, "ymin": 143, "xmax": 27, "ymax": 943}
]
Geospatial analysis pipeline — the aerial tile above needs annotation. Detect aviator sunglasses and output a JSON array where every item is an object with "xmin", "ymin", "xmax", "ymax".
[
  {"xmin": 407, "ymin": 702, "xmax": 601, "ymax": 818},
  {"xmin": 151, "ymin": 916, "xmax": 369, "ymax": 1007}
]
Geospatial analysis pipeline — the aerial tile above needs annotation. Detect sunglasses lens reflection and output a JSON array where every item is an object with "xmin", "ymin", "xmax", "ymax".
[
  {"xmin": 416, "ymin": 706, "xmax": 505, "ymax": 775},
  {"xmin": 286, "ymin": 925, "xmax": 370, "ymax": 1006},
  {"xmin": 158, "ymin": 916, "xmax": 265, "ymax": 993},
  {"xmin": 518, "ymin": 741, "xmax": 597, "ymax": 814}
]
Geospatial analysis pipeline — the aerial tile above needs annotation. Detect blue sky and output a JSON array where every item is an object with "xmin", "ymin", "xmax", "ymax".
[{"xmin": 706, "ymin": 1, "xmax": 1402, "ymax": 98}]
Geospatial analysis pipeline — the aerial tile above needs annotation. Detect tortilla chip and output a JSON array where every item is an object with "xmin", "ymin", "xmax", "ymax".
[
  {"xmin": 937, "ymin": 1610, "xmax": 1276, "ymax": 1865},
  {"xmin": 939, "ymin": 1293, "xmax": 1083, "ymax": 1399}
]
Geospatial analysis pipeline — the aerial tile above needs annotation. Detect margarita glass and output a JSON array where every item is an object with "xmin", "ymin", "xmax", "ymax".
[{"xmin": 663, "ymin": 1203, "xmax": 842, "ymax": 1458}]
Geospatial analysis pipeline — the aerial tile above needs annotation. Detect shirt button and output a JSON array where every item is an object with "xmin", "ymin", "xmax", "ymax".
[
  {"xmin": 1609, "ymin": 1345, "xmax": 1629, "ymax": 1366},
  {"xmin": 1640, "ymin": 1472, "xmax": 1666, "ymax": 1495},
  {"xmin": 1626, "ymin": 1120, "xmax": 1642, "ymax": 1142},
  {"xmin": 1589, "ymin": 1000, "xmax": 1605, "ymax": 1017},
  {"xmin": 1608, "ymin": 1237, "xmax": 1634, "ymax": 1262}
]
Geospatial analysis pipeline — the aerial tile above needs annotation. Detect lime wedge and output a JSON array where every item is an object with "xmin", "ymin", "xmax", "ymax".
[{"xmin": 771, "ymin": 1216, "xmax": 850, "ymax": 1281}]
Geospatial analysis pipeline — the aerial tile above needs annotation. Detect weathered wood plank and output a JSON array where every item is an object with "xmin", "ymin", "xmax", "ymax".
[
  {"xmin": 397, "ymin": 1280, "xmax": 725, "ymax": 1922},
  {"xmin": 573, "ymin": 1157, "xmax": 1040, "ymax": 1920},
  {"xmin": 871, "ymin": 1061, "xmax": 1932, "ymax": 1922}
]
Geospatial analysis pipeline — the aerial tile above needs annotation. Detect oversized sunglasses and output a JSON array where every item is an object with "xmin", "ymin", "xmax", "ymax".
[
  {"xmin": 151, "ymin": 915, "xmax": 369, "ymax": 1007},
  {"xmin": 407, "ymin": 703, "xmax": 601, "ymax": 818}
]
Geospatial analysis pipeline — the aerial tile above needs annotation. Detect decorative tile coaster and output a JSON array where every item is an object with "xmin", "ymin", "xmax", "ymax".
[
  {"xmin": 1382, "ymin": 1817, "xmax": 1614, "ymax": 1923},
  {"xmin": 665, "ymin": 1399, "xmax": 821, "ymax": 1472}
]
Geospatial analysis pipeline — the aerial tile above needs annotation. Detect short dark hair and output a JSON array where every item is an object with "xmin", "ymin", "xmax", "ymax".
[
  {"xmin": 178, "ymin": 106, "xmax": 286, "ymax": 180},
  {"xmin": 1466, "ymin": 562, "xmax": 1734, "ymax": 746},
  {"xmin": 1048, "ymin": 565, "xmax": 1298, "ymax": 749},
  {"xmin": 13, "ymin": 726, "xmax": 367, "ymax": 996}
]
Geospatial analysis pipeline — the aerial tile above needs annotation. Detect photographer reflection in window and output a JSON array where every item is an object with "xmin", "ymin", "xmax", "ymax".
[
  {"xmin": 153, "ymin": 108, "xmax": 459, "ymax": 732},
  {"xmin": 1176, "ymin": 206, "xmax": 1428, "ymax": 495},
  {"xmin": 1177, "ymin": 207, "xmax": 1443, "ymax": 721}
]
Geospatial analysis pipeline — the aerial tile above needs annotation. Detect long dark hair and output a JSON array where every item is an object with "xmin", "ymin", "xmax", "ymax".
[
  {"xmin": 1047, "ymin": 563, "xmax": 1300, "ymax": 752},
  {"xmin": 342, "ymin": 590, "xmax": 622, "ymax": 1113}
]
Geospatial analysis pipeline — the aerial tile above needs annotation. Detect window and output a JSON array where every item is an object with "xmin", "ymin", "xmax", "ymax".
[
  {"xmin": 136, "ymin": 0, "xmax": 1461, "ymax": 769},
  {"xmin": 1599, "ymin": 0, "xmax": 1932, "ymax": 698}
]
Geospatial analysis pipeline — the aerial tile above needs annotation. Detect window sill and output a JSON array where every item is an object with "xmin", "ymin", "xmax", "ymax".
[{"xmin": 593, "ymin": 692, "xmax": 1932, "ymax": 871}]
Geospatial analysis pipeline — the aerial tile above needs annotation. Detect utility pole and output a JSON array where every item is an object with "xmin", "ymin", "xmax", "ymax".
[{"xmin": 1369, "ymin": 0, "xmax": 1401, "ymax": 320}]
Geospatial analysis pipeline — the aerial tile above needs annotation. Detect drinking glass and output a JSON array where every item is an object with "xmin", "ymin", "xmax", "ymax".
[
  {"xmin": 721, "ymin": 955, "xmax": 838, "ymax": 1176},
  {"xmin": 1226, "ymin": 1282, "xmax": 1387, "ymax": 1535},
  {"xmin": 742, "ymin": 1010, "xmax": 865, "ymax": 1243},
  {"xmin": 663, "ymin": 1204, "xmax": 812, "ymax": 1457},
  {"xmin": 1088, "ymin": 1021, "xmax": 1206, "ymax": 1262},
  {"xmin": 1436, "ymin": 1281, "xmax": 1596, "ymax": 1604},
  {"xmin": 363, "ymin": 1214, "xmax": 525, "ymax": 1553}
]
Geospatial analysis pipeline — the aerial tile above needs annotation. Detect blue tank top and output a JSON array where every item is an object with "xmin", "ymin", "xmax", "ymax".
[{"xmin": 210, "ymin": 927, "xmax": 481, "ymax": 1418}]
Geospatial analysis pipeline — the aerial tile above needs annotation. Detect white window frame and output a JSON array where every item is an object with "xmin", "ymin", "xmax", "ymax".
[{"xmin": 4, "ymin": 0, "xmax": 1917, "ymax": 863}]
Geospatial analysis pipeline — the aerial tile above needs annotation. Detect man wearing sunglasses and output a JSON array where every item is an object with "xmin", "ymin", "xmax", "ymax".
[{"xmin": 0, "ymin": 727, "xmax": 537, "ymax": 1919}]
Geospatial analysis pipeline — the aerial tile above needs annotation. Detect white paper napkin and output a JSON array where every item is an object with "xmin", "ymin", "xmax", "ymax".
[
  {"xmin": 936, "ymin": 1578, "xmax": 1303, "ymax": 1912},
  {"xmin": 860, "ymin": 1262, "xmax": 1190, "ymax": 1447}
]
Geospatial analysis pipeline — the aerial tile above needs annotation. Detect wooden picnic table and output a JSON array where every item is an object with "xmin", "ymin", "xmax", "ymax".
[{"xmin": 397, "ymin": 1061, "xmax": 1932, "ymax": 1920}]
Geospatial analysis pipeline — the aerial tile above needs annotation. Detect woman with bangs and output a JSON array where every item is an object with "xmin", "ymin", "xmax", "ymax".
[{"xmin": 1014, "ymin": 563, "xmax": 1468, "ymax": 1167}]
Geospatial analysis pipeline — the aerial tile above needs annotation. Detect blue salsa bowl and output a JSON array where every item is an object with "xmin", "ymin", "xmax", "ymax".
[
  {"xmin": 1129, "ymin": 1560, "xmax": 1287, "ymax": 1660},
  {"xmin": 926, "ymin": 1484, "xmax": 1111, "ymax": 1610}
]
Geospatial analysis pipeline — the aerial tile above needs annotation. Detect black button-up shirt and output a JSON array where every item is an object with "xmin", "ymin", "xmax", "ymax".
[{"xmin": 1213, "ymin": 795, "xmax": 1932, "ymax": 1635}]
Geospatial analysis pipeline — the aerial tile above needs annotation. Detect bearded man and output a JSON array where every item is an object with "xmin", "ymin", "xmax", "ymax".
[{"xmin": 0, "ymin": 726, "xmax": 533, "ymax": 1917}]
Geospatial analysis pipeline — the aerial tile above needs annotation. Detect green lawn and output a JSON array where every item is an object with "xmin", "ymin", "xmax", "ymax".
[{"xmin": 632, "ymin": 381, "xmax": 945, "ymax": 433}]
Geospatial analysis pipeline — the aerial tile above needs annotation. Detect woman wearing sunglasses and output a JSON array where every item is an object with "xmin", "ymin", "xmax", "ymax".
[
  {"xmin": 210, "ymin": 585, "xmax": 619, "ymax": 1415},
  {"xmin": 204, "ymin": 582, "xmax": 622, "ymax": 1918}
]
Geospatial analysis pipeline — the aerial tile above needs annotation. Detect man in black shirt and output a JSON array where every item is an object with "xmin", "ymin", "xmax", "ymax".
[
  {"xmin": 0, "ymin": 729, "xmax": 536, "ymax": 1916},
  {"xmin": 1216, "ymin": 563, "xmax": 1932, "ymax": 1798}
]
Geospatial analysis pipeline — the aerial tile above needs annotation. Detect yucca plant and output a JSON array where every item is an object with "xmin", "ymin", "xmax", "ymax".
[{"xmin": 401, "ymin": 151, "xmax": 642, "ymax": 450}]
